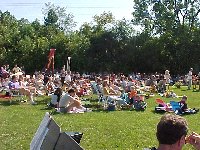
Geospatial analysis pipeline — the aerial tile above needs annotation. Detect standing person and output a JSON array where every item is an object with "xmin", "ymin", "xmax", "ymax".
[
  {"xmin": 147, "ymin": 114, "xmax": 200, "ymax": 150},
  {"xmin": 96, "ymin": 78, "xmax": 103, "ymax": 94},
  {"xmin": 187, "ymin": 68, "xmax": 193, "ymax": 90},
  {"xmin": 6, "ymin": 64, "xmax": 10, "ymax": 73},
  {"xmin": 60, "ymin": 66, "xmax": 66, "ymax": 86},
  {"xmin": 65, "ymin": 71, "xmax": 72, "ymax": 83},
  {"xmin": 12, "ymin": 64, "xmax": 21, "ymax": 74},
  {"xmin": 164, "ymin": 70, "xmax": 171, "ymax": 84}
]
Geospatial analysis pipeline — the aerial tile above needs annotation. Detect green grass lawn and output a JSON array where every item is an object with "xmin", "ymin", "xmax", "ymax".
[{"xmin": 0, "ymin": 86, "xmax": 199, "ymax": 150}]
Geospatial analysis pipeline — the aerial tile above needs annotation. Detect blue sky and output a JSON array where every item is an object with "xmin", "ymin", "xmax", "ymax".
[{"xmin": 0, "ymin": 0, "xmax": 134, "ymax": 29}]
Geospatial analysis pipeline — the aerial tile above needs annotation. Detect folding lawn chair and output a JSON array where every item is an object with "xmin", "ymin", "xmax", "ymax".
[
  {"xmin": 90, "ymin": 81, "xmax": 108, "ymax": 108},
  {"xmin": 9, "ymin": 88, "xmax": 24, "ymax": 103},
  {"xmin": 155, "ymin": 98, "xmax": 172, "ymax": 112}
]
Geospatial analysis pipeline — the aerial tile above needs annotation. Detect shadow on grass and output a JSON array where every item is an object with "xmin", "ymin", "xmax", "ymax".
[
  {"xmin": 0, "ymin": 100, "xmax": 20, "ymax": 106},
  {"xmin": 88, "ymin": 99, "xmax": 99, "ymax": 102},
  {"xmin": 40, "ymin": 106, "xmax": 53, "ymax": 110},
  {"xmin": 192, "ymin": 90, "xmax": 200, "ymax": 92},
  {"xmin": 83, "ymin": 103, "xmax": 101, "ymax": 108},
  {"xmin": 35, "ymin": 97, "xmax": 50, "ymax": 105},
  {"xmin": 181, "ymin": 89, "xmax": 187, "ymax": 91},
  {"xmin": 151, "ymin": 109, "xmax": 167, "ymax": 114},
  {"xmin": 50, "ymin": 111, "xmax": 62, "ymax": 115}
]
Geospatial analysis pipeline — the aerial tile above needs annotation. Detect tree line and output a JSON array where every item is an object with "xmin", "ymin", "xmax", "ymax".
[{"xmin": 0, "ymin": 1, "xmax": 200, "ymax": 74}]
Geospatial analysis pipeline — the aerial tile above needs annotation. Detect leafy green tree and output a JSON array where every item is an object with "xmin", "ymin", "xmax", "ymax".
[
  {"xmin": 44, "ymin": 8, "xmax": 58, "ymax": 27},
  {"xmin": 68, "ymin": 31, "xmax": 90, "ymax": 72},
  {"xmin": 132, "ymin": 0, "xmax": 200, "ymax": 34},
  {"xmin": 82, "ymin": 14, "xmax": 136, "ymax": 73},
  {"xmin": 79, "ymin": 23, "xmax": 93, "ymax": 38},
  {"xmin": 110, "ymin": 19, "xmax": 136, "ymax": 73},
  {"xmin": 82, "ymin": 12, "xmax": 116, "ymax": 72},
  {"xmin": 0, "ymin": 1, "xmax": 200, "ymax": 75},
  {"xmin": 43, "ymin": 2, "xmax": 76, "ymax": 33},
  {"xmin": 0, "ymin": 11, "xmax": 19, "ymax": 65}
]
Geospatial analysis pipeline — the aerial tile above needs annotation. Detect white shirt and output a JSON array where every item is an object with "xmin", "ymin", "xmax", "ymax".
[
  {"xmin": 12, "ymin": 67, "xmax": 21, "ymax": 73},
  {"xmin": 96, "ymin": 84, "xmax": 103, "ymax": 94},
  {"xmin": 164, "ymin": 74, "xmax": 171, "ymax": 83},
  {"xmin": 127, "ymin": 81, "xmax": 134, "ymax": 87},
  {"xmin": 65, "ymin": 74, "xmax": 71, "ymax": 82},
  {"xmin": 59, "ymin": 93, "xmax": 74, "ymax": 108},
  {"xmin": 61, "ymin": 69, "xmax": 66, "ymax": 77},
  {"xmin": 188, "ymin": 71, "xmax": 192, "ymax": 80}
]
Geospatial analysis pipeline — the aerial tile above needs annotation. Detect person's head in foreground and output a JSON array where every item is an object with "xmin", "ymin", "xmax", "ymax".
[
  {"xmin": 155, "ymin": 113, "xmax": 200, "ymax": 150},
  {"xmin": 156, "ymin": 114, "xmax": 188, "ymax": 150}
]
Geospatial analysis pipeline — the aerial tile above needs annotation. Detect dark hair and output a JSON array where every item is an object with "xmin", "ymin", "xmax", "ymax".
[
  {"xmin": 68, "ymin": 88, "xmax": 75, "ymax": 94},
  {"xmin": 54, "ymin": 88, "xmax": 62, "ymax": 95},
  {"xmin": 12, "ymin": 75, "xmax": 16, "ymax": 80},
  {"xmin": 156, "ymin": 114, "xmax": 188, "ymax": 145},
  {"xmin": 54, "ymin": 88, "xmax": 62, "ymax": 102}
]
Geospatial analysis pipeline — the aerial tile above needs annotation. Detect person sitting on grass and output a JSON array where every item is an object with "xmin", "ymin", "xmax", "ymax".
[
  {"xmin": 48, "ymin": 87, "xmax": 62, "ymax": 108},
  {"xmin": 161, "ymin": 90, "xmax": 177, "ymax": 98},
  {"xmin": 59, "ymin": 88, "xmax": 87, "ymax": 113},
  {"xmin": 147, "ymin": 114, "xmax": 200, "ymax": 150},
  {"xmin": 8, "ymin": 75, "xmax": 37, "ymax": 105},
  {"xmin": 46, "ymin": 76, "xmax": 55, "ymax": 94},
  {"xmin": 0, "ymin": 65, "xmax": 9, "ymax": 78},
  {"xmin": 132, "ymin": 95, "xmax": 147, "ymax": 111},
  {"xmin": 102, "ymin": 80, "xmax": 127, "ymax": 107},
  {"xmin": 179, "ymin": 95, "xmax": 199, "ymax": 114}
]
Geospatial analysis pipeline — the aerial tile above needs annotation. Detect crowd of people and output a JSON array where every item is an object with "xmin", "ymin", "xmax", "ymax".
[
  {"xmin": 0, "ymin": 64, "xmax": 200, "ymax": 149},
  {"xmin": 0, "ymin": 65, "xmax": 199, "ymax": 107}
]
